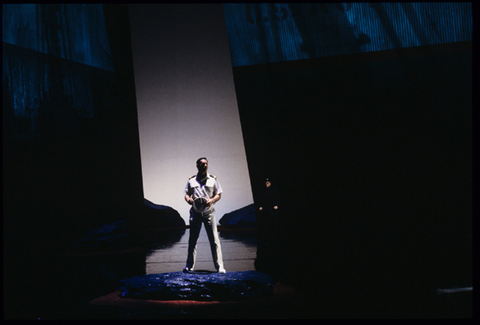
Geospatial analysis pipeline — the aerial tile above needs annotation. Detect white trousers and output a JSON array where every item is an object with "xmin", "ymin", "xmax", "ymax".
[{"xmin": 186, "ymin": 209, "xmax": 224, "ymax": 270}]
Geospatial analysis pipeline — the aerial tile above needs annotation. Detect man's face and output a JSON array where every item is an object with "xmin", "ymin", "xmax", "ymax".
[
  {"xmin": 197, "ymin": 159, "xmax": 208, "ymax": 174},
  {"xmin": 265, "ymin": 181, "xmax": 271, "ymax": 188}
]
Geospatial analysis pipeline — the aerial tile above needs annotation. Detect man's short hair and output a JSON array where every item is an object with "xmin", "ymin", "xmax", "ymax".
[{"xmin": 196, "ymin": 157, "xmax": 208, "ymax": 166}]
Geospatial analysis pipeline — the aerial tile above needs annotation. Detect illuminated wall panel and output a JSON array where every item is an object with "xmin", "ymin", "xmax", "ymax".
[{"xmin": 129, "ymin": 4, "xmax": 254, "ymax": 224}]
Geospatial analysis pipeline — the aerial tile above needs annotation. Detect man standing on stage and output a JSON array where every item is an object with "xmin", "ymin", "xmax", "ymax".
[{"xmin": 183, "ymin": 157, "xmax": 226, "ymax": 273}]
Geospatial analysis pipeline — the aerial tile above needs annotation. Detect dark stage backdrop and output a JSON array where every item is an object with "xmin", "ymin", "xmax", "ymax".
[
  {"xmin": 223, "ymin": 3, "xmax": 472, "ymax": 300},
  {"xmin": 3, "ymin": 4, "xmax": 144, "ymax": 241},
  {"xmin": 3, "ymin": 5, "xmax": 144, "ymax": 318}
]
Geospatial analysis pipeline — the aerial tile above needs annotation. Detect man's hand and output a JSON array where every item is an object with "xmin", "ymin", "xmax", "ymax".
[
  {"xmin": 206, "ymin": 198, "xmax": 214, "ymax": 207},
  {"xmin": 206, "ymin": 194, "xmax": 221, "ymax": 207},
  {"xmin": 185, "ymin": 195, "xmax": 194, "ymax": 205}
]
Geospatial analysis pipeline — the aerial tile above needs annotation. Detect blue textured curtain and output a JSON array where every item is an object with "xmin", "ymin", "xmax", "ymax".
[
  {"xmin": 3, "ymin": 4, "xmax": 115, "ymax": 141},
  {"xmin": 223, "ymin": 3, "xmax": 473, "ymax": 67}
]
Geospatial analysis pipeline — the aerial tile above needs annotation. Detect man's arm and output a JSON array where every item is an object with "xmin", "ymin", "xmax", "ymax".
[
  {"xmin": 206, "ymin": 193, "xmax": 221, "ymax": 207},
  {"xmin": 184, "ymin": 182, "xmax": 194, "ymax": 205},
  {"xmin": 185, "ymin": 193, "xmax": 194, "ymax": 205}
]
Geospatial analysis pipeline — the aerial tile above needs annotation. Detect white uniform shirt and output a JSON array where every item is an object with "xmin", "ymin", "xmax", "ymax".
[{"xmin": 185, "ymin": 174, "xmax": 223, "ymax": 214}]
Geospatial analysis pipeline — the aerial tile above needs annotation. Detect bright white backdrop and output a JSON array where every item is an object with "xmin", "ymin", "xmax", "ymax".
[{"xmin": 128, "ymin": 4, "xmax": 253, "ymax": 224}]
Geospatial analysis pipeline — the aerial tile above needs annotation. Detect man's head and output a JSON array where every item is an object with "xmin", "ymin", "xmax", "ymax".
[
  {"xmin": 196, "ymin": 157, "xmax": 208, "ymax": 175},
  {"xmin": 265, "ymin": 178, "xmax": 271, "ymax": 188}
]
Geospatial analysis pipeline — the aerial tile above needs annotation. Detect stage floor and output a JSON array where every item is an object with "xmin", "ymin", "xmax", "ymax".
[{"xmin": 143, "ymin": 227, "xmax": 258, "ymax": 274}]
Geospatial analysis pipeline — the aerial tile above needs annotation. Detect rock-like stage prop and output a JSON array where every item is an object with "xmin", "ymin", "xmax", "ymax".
[{"xmin": 119, "ymin": 271, "xmax": 274, "ymax": 301}]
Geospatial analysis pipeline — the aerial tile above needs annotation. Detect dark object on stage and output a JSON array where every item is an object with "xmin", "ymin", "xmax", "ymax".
[
  {"xmin": 143, "ymin": 199, "xmax": 185, "ymax": 228},
  {"xmin": 219, "ymin": 204, "xmax": 257, "ymax": 228},
  {"xmin": 119, "ymin": 270, "xmax": 274, "ymax": 301},
  {"xmin": 71, "ymin": 220, "xmax": 130, "ymax": 252},
  {"xmin": 70, "ymin": 199, "xmax": 185, "ymax": 252}
]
